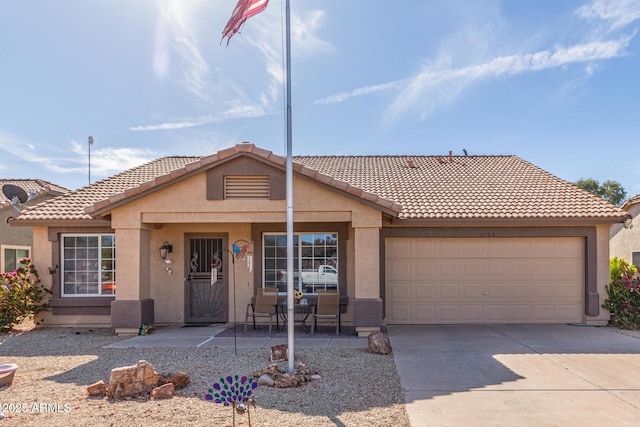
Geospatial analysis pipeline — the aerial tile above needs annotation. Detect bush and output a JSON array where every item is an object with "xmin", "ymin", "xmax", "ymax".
[
  {"xmin": 0, "ymin": 258, "xmax": 51, "ymax": 330},
  {"xmin": 610, "ymin": 256, "xmax": 637, "ymax": 283},
  {"xmin": 603, "ymin": 257, "xmax": 640, "ymax": 329}
]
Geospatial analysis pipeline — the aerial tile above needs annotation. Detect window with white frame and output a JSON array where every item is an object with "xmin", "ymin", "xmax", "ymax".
[
  {"xmin": 263, "ymin": 233, "xmax": 338, "ymax": 294},
  {"xmin": 61, "ymin": 234, "xmax": 115, "ymax": 296},
  {"xmin": 1, "ymin": 245, "xmax": 31, "ymax": 273}
]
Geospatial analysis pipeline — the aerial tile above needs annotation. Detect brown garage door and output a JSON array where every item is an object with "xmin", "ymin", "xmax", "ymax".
[{"xmin": 385, "ymin": 237, "xmax": 584, "ymax": 324}]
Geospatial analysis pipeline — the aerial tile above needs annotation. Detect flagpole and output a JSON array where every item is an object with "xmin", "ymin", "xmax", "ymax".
[{"xmin": 284, "ymin": 0, "xmax": 295, "ymax": 375}]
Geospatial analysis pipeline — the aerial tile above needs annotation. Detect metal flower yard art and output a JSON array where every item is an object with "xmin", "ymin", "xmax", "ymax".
[{"xmin": 205, "ymin": 375, "xmax": 258, "ymax": 426}]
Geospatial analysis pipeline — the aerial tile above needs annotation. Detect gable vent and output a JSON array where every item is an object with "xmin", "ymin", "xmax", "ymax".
[{"xmin": 224, "ymin": 176, "xmax": 270, "ymax": 199}]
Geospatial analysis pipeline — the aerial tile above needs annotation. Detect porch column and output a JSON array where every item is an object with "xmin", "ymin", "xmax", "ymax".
[
  {"xmin": 353, "ymin": 225, "xmax": 383, "ymax": 337},
  {"xmin": 111, "ymin": 227, "xmax": 154, "ymax": 335}
]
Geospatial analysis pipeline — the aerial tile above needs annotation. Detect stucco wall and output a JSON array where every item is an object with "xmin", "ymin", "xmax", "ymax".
[
  {"xmin": 588, "ymin": 223, "xmax": 613, "ymax": 325},
  {"xmin": 610, "ymin": 203, "xmax": 640, "ymax": 265},
  {"xmin": 108, "ymin": 170, "xmax": 382, "ymax": 326}
]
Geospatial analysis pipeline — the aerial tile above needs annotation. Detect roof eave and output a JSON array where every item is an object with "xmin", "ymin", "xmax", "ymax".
[
  {"xmin": 85, "ymin": 143, "xmax": 403, "ymax": 219},
  {"xmin": 8, "ymin": 218, "xmax": 113, "ymax": 228},
  {"xmin": 387, "ymin": 215, "xmax": 631, "ymax": 227}
]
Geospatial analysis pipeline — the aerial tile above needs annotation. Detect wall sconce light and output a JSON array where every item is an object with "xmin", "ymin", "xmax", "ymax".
[
  {"xmin": 159, "ymin": 242, "xmax": 173, "ymax": 262},
  {"xmin": 624, "ymin": 218, "xmax": 634, "ymax": 229}
]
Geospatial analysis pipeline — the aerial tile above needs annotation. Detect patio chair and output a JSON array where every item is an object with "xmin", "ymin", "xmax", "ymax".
[
  {"xmin": 244, "ymin": 288, "xmax": 278, "ymax": 336},
  {"xmin": 311, "ymin": 290, "xmax": 340, "ymax": 336}
]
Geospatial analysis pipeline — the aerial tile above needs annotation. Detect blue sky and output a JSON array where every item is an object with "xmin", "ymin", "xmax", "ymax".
[{"xmin": 1, "ymin": 0, "xmax": 639, "ymax": 197}]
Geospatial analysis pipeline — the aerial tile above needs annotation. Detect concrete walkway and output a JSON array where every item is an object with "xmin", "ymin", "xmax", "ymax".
[
  {"xmin": 387, "ymin": 324, "xmax": 640, "ymax": 427},
  {"xmin": 104, "ymin": 324, "xmax": 367, "ymax": 349}
]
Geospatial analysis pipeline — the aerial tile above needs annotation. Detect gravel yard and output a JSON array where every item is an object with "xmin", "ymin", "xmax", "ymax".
[{"xmin": 0, "ymin": 325, "xmax": 410, "ymax": 427}]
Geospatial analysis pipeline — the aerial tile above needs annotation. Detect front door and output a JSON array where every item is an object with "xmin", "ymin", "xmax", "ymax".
[{"xmin": 186, "ymin": 235, "xmax": 228, "ymax": 323}]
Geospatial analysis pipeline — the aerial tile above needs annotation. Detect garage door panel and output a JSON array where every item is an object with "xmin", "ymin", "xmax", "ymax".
[
  {"xmin": 437, "ymin": 262, "xmax": 460, "ymax": 278},
  {"xmin": 414, "ymin": 261, "xmax": 436, "ymax": 279},
  {"xmin": 388, "ymin": 260, "xmax": 412, "ymax": 280},
  {"xmin": 486, "ymin": 261, "xmax": 508, "ymax": 278},
  {"xmin": 508, "ymin": 240, "xmax": 533, "ymax": 258},
  {"xmin": 388, "ymin": 304, "xmax": 412, "ymax": 323},
  {"xmin": 509, "ymin": 304, "xmax": 533, "ymax": 321},
  {"xmin": 556, "ymin": 239, "xmax": 584, "ymax": 257},
  {"xmin": 484, "ymin": 304, "xmax": 508, "ymax": 321},
  {"xmin": 556, "ymin": 282, "xmax": 582, "ymax": 299},
  {"xmin": 388, "ymin": 282, "xmax": 412, "ymax": 300},
  {"xmin": 438, "ymin": 305, "xmax": 461, "ymax": 322},
  {"xmin": 556, "ymin": 260, "xmax": 583, "ymax": 278},
  {"xmin": 484, "ymin": 239, "xmax": 508, "ymax": 258},
  {"xmin": 438, "ymin": 241, "xmax": 460, "ymax": 257},
  {"xmin": 414, "ymin": 283, "xmax": 436, "ymax": 299},
  {"xmin": 509, "ymin": 283, "xmax": 532, "ymax": 299},
  {"xmin": 386, "ymin": 237, "xmax": 583, "ymax": 324},
  {"xmin": 533, "ymin": 282, "xmax": 559, "ymax": 299},
  {"xmin": 438, "ymin": 283, "xmax": 460, "ymax": 299},
  {"xmin": 414, "ymin": 305, "xmax": 437, "ymax": 322},
  {"xmin": 461, "ymin": 261, "xmax": 483, "ymax": 278},
  {"xmin": 557, "ymin": 304, "xmax": 582, "ymax": 321},
  {"xmin": 413, "ymin": 239, "xmax": 436, "ymax": 257},
  {"xmin": 461, "ymin": 304, "xmax": 484, "ymax": 322},
  {"xmin": 508, "ymin": 260, "xmax": 531, "ymax": 278},
  {"xmin": 485, "ymin": 283, "xmax": 508, "ymax": 299},
  {"xmin": 531, "ymin": 240, "xmax": 559, "ymax": 257},
  {"xmin": 530, "ymin": 260, "xmax": 558, "ymax": 278},
  {"xmin": 461, "ymin": 283, "xmax": 483, "ymax": 299},
  {"xmin": 460, "ymin": 240, "xmax": 484, "ymax": 257},
  {"xmin": 531, "ymin": 305, "xmax": 559, "ymax": 321},
  {"xmin": 388, "ymin": 238, "xmax": 412, "ymax": 258}
]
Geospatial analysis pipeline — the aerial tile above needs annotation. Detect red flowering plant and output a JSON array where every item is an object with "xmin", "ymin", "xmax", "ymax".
[
  {"xmin": 603, "ymin": 257, "xmax": 640, "ymax": 330},
  {"xmin": 0, "ymin": 258, "xmax": 51, "ymax": 331}
]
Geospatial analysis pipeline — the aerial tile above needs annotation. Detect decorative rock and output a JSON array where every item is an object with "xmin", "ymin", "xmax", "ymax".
[
  {"xmin": 87, "ymin": 380, "xmax": 106, "ymax": 397},
  {"xmin": 274, "ymin": 373, "xmax": 298, "ymax": 388},
  {"xmin": 367, "ymin": 330, "xmax": 392, "ymax": 355},
  {"xmin": 159, "ymin": 372, "xmax": 190, "ymax": 389},
  {"xmin": 150, "ymin": 382, "xmax": 174, "ymax": 400},
  {"xmin": 310, "ymin": 374, "xmax": 322, "ymax": 380},
  {"xmin": 258, "ymin": 374, "xmax": 275, "ymax": 387},
  {"xmin": 106, "ymin": 360, "xmax": 160, "ymax": 399},
  {"xmin": 270, "ymin": 344, "xmax": 288, "ymax": 361}
]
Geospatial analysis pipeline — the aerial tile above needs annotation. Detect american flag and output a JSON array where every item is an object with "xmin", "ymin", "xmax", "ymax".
[{"xmin": 222, "ymin": 0, "xmax": 269, "ymax": 45}]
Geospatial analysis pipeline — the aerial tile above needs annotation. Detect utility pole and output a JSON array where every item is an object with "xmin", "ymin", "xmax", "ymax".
[{"xmin": 88, "ymin": 136, "xmax": 94, "ymax": 185}]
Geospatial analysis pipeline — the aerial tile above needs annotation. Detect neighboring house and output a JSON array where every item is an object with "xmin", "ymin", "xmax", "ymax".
[
  {"xmin": 610, "ymin": 194, "xmax": 640, "ymax": 268},
  {"xmin": 9, "ymin": 143, "xmax": 629, "ymax": 335},
  {"xmin": 0, "ymin": 179, "xmax": 69, "ymax": 272}
]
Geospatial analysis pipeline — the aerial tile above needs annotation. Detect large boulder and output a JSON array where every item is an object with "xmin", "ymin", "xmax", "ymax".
[
  {"xmin": 367, "ymin": 330, "xmax": 392, "ymax": 355},
  {"xmin": 106, "ymin": 360, "xmax": 160, "ymax": 399}
]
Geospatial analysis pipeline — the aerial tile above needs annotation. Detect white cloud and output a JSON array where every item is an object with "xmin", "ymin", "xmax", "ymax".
[
  {"xmin": 385, "ymin": 37, "xmax": 630, "ymax": 123},
  {"xmin": 135, "ymin": 4, "xmax": 333, "ymax": 132},
  {"xmin": 157, "ymin": 1, "xmax": 211, "ymax": 102},
  {"xmin": 315, "ymin": 81, "xmax": 402, "ymax": 105},
  {"xmin": 576, "ymin": 0, "xmax": 640, "ymax": 32},
  {"xmin": 0, "ymin": 128, "xmax": 156, "ymax": 178},
  {"xmin": 130, "ymin": 104, "xmax": 266, "ymax": 131}
]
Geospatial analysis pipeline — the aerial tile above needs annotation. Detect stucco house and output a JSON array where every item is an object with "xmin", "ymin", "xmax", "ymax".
[
  {"xmin": 610, "ymin": 194, "xmax": 640, "ymax": 267},
  {"xmin": 9, "ymin": 143, "xmax": 629, "ymax": 335},
  {"xmin": 1, "ymin": 179, "xmax": 69, "ymax": 272}
]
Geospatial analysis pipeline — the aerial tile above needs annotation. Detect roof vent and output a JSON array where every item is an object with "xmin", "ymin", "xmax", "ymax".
[{"xmin": 406, "ymin": 159, "xmax": 417, "ymax": 168}]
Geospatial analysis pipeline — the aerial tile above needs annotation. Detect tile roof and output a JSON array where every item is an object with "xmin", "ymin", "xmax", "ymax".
[
  {"xmin": 293, "ymin": 154, "xmax": 627, "ymax": 220},
  {"xmin": 0, "ymin": 179, "xmax": 69, "ymax": 209},
  {"xmin": 10, "ymin": 143, "xmax": 628, "ymax": 223},
  {"xmin": 12, "ymin": 157, "xmax": 199, "ymax": 221},
  {"xmin": 621, "ymin": 194, "xmax": 640, "ymax": 209}
]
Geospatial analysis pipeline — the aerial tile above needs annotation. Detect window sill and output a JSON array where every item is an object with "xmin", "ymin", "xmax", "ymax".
[{"xmin": 49, "ymin": 297, "xmax": 113, "ymax": 315}]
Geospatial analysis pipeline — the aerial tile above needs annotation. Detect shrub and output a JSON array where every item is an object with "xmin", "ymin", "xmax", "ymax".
[
  {"xmin": 603, "ymin": 257, "xmax": 640, "ymax": 329},
  {"xmin": 610, "ymin": 256, "xmax": 637, "ymax": 283},
  {"xmin": 0, "ymin": 258, "xmax": 51, "ymax": 330}
]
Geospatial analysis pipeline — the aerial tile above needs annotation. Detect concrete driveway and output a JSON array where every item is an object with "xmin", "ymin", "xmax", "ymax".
[{"xmin": 387, "ymin": 324, "xmax": 640, "ymax": 426}]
